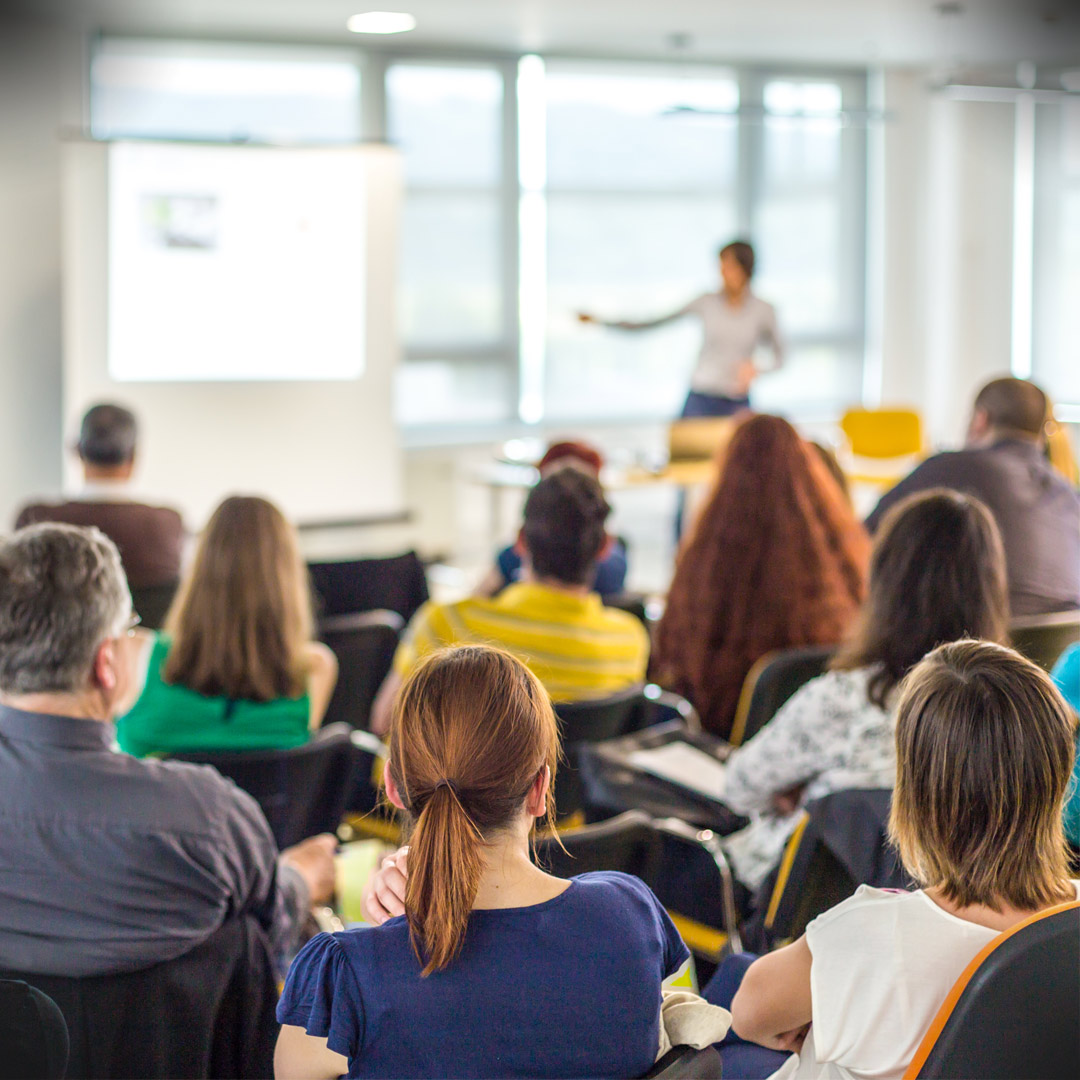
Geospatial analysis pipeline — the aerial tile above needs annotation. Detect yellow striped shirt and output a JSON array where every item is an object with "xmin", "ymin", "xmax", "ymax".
[{"xmin": 392, "ymin": 583, "xmax": 649, "ymax": 701}]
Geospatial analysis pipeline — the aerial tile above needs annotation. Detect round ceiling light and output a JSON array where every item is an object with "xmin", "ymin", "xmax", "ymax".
[{"xmin": 346, "ymin": 12, "xmax": 417, "ymax": 35}]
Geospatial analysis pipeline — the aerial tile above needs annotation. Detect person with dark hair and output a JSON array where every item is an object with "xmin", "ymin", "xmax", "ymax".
[
  {"xmin": 653, "ymin": 414, "xmax": 870, "ymax": 739},
  {"xmin": 278, "ymin": 646, "xmax": 713, "ymax": 1079},
  {"xmin": 370, "ymin": 470, "xmax": 648, "ymax": 735},
  {"xmin": 15, "ymin": 403, "xmax": 185, "ymax": 589},
  {"xmin": 866, "ymin": 376, "xmax": 1080, "ymax": 615},
  {"xmin": 713, "ymin": 640, "xmax": 1078, "ymax": 1080},
  {"xmin": 475, "ymin": 440, "xmax": 629, "ymax": 599},
  {"xmin": 578, "ymin": 239, "xmax": 784, "ymax": 419},
  {"xmin": 718, "ymin": 489, "xmax": 1010, "ymax": 892}
]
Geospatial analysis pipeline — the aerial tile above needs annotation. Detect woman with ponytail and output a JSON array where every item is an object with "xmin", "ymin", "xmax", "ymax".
[{"xmin": 275, "ymin": 645, "xmax": 691, "ymax": 1080}]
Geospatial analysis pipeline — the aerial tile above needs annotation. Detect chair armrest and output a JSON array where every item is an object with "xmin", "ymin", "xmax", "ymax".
[
  {"xmin": 350, "ymin": 730, "xmax": 389, "ymax": 760},
  {"xmin": 644, "ymin": 685, "xmax": 703, "ymax": 734}
]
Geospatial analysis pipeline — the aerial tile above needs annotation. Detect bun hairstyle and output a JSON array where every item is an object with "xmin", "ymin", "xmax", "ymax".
[{"xmin": 387, "ymin": 645, "xmax": 561, "ymax": 975}]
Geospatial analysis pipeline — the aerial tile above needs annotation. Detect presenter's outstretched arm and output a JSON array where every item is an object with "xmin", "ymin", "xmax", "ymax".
[{"xmin": 577, "ymin": 300, "xmax": 694, "ymax": 332}]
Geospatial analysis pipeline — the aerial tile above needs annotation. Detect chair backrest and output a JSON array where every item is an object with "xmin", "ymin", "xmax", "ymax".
[
  {"xmin": 129, "ymin": 580, "xmax": 179, "ymax": 631},
  {"xmin": 554, "ymin": 686, "xmax": 649, "ymax": 816},
  {"xmin": 1008, "ymin": 610, "xmax": 1080, "ymax": 672},
  {"xmin": 0, "ymin": 916, "xmax": 278, "ymax": 1080},
  {"xmin": 0, "ymin": 980, "xmax": 69, "ymax": 1080},
  {"xmin": 308, "ymin": 551, "xmax": 429, "ymax": 622},
  {"xmin": 906, "ymin": 902, "xmax": 1080, "ymax": 1079},
  {"xmin": 319, "ymin": 610, "xmax": 404, "ymax": 730},
  {"xmin": 537, "ymin": 810, "xmax": 741, "ymax": 960},
  {"xmin": 755, "ymin": 788, "xmax": 907, "ymax": 949},
  {"xmin": 840, "ymin": 408, "xmax": 923, "ymax": 459},
  {"xmin": 605, "ymin": 591, "xmax": 649, "ymax": 627},
  {"xmin": 730, "ymin": 645, "xmax": 835, "ymax": 746},
  {"xmin": 170, "ymin": 723, "xmax": 356, "ymax": 849},
  {"xmin": 641, "ymin": 1044, "xmax": 724, "ymax": 1079}
]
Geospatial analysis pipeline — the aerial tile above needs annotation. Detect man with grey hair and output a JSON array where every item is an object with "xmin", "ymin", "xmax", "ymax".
[
  {"xmin": 0, "ymin": 523, "xmax": 336, "ymax": 978},
  {"xmin": 15, "ymin": 403, "xmax": 185, "ymax": 589}
]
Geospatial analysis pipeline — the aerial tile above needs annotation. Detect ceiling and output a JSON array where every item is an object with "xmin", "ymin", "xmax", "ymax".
[{"xmin": 19, "ymin": 0, "xmax": 1080, "ymax": 68}]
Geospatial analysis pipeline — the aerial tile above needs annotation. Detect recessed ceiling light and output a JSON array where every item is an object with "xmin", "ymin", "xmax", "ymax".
[{"xmin": 346, "ymin": 11, "xmax": 417, "ymax": 35}]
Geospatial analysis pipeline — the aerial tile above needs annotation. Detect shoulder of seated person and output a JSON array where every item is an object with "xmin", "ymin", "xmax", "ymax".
[{"xmin": 808, "ymin": 884, "xmax": 913, "ymax": 931}]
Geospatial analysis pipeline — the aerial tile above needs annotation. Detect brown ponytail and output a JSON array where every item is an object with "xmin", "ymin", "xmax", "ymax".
[{"xmin": 387, "ymin": 645, "xmax": 561, "ymax": 975}]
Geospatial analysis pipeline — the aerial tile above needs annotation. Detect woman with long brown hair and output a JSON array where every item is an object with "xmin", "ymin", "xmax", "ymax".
[
  {"xmin": 117, "ymin": 495, "xmax": 336, "ymax": 756},
  {"xmin": 275, "ymin": 645, "xmax": 694, "ymax": 1080},
  {"xmin": 719, "ymin": 489, "xmax": 1010, "ymax": 892},
  {"xmin": 653, "ymin": 413, "xmax": 869, "ymax": 739}
]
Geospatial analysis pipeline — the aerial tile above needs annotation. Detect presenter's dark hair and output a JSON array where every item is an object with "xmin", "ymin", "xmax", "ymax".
[
  {"xmin": 77, "ymin": 404, "xmax": 138, "ymax": 466},
  {"xmin": 832, "ymin": 490, "xmax": 1010, "ymax": 709},
  {"xmin": 719, "ymin": 240, "xmax": 755, "ymax": 279},
  {"xmin": 521, "ymin": 470, "xmax": 610, "ymax": 586},
  {"xmin": 388, "ymin": 645, "xmax": 560, "ymax": 974}
]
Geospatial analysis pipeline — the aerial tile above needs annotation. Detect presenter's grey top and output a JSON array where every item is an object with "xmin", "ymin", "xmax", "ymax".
[
  {"xmin": 0, "ymin": 704, "xmax": 307, "ymax": 978},
  {"xmin": 611, "ymin": 290, "xmax": 785, "ymax": 397}
]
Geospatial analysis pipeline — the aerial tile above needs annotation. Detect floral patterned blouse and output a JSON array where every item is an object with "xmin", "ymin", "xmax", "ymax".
[{"xmin": 720, "ymin": 667, "xmax": 897, "ymax": 890}]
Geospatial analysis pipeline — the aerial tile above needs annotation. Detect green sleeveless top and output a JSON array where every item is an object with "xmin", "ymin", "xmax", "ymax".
[{"xmin": 117, "ymin": 633, "xmax": 311, "ymax": 757}]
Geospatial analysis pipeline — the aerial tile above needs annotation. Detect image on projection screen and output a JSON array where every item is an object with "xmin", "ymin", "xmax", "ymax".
[{"xmin": 108, "ymin": 141, "xmax": 366, "ymax": 381}]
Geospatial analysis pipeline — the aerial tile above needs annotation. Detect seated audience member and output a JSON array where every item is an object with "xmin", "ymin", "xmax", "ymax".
[
  {"xmin": 866, "ymin": 377, "xmax": 1080, "ymax": 616},
  {"xmin": 474, "ymin": 440, "xmax": 628, "ymax": 599},
  {"xmin": 0, "ymin": 524, "xmax": 336, "ymax": 978},
  {"xmin": 117, "ymin": 495, "xmax": 337, "ymax": 757},
  {"xmin": 653, "ymin": 414, "xmax": 870, "ymax": 739},
  {"xmin": 719, "ymin": 489, "xmax": 1009, "ymax": 893},
  {"xmin": 711, "ymin": 639, "xmax": 1079, "ymax": 1080},
  {"xmin": 371, "ymin": 470, "xmax": 648, "ymax": 735},
  {"xmin": 1052, "ymin": 643, "xmax": 1080, "ymax": 848},
  {"xmin": 15, "ymin": 403, "xmax": 184, "ymax": 589},
  {"xmin": 276, "ymin": 646, "xmax": 699, "ymax": 1080}
]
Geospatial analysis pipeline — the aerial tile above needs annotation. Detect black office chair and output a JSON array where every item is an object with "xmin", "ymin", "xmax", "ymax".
[
  {"xmin": 605, "ymin": 591, "xmax": 650, "ymax": 627},
  {"xmin": 0, "ymin": 980, "xmax": 69, "ymax": 1080},
  {"xmin": 729, "ymin": 645, "xmax": 835, "ymax": 746},
  {"xmin": 641, "ymin": 1044, "xmax": 723, "ymax": 1078},
  {"xmin": 537, "ymin": 810, "xmax": 742, "ymax": 961},
  {"xmin": 1009, "ymin": 609, "xmax": 1080, "ymax": 671},
  {"xmin": 129, "ymin": 580, "xmax": 179, "ymax": 631},
  {"xmin": 319, "ymin": 609, "xmax": 403, "ymax": 730},
  {"xmin": 553, "ymin": 685, "xmax": 700, "ymax": 820},
  {"xmin": 170, "ymin": 723, "xmax": 357, "ymax": 849},
  {"xmin": 906, "ymin": 902, "xmax": 1080, "ymax": 1079},
  {"xmin": 0, "ymin": 916, "xmax": 278, "ymax": 1079},
  {"xmin": 308, "ymin": 550, "xmax": 429, "ymax": 623},
  {"xmin": 748, "ymin": 788, "xmax": 909, "ymax": 952}
]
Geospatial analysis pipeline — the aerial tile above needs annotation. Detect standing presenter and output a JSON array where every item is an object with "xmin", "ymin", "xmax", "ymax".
[{"xmin": 579, "ymin": 240, "xmax": 784, "ymax": 419}]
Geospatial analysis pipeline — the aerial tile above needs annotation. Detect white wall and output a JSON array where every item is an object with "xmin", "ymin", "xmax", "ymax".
[
  {"xmin": 0, "ymin": 16, "xmax": 81, "ymax": 528},
  {"xmin": 877, "ymin": 69, "xmax": 1018, "ymax": 448}
]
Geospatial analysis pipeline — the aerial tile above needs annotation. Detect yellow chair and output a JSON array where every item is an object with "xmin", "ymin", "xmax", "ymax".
[
  {"xmin": 840, "ymin": 407, "xmax": 923, "ymax": 459},
  {"xmin": 839, "ymin": 407, "xmax": 924, "ymax": 488}
]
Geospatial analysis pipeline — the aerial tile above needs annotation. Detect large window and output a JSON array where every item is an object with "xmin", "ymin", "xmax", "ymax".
[
  {"xmin": 90, "ymin": 38, "xmax": 869, "ymax": 428},
  {"xmin": 386, "ymin": 62, "xmax": 514, "ymax": 425},
  {"xmin": 1033, "ymin": 98, "xmax": 1080, "ymax": 411},
  {"xmin": 541, "ymin": 63, "xmax": 739, "ymax": 421},
  {"xmin": 90, "ymin": 38, "xmax": 361, "ymax": 143}
]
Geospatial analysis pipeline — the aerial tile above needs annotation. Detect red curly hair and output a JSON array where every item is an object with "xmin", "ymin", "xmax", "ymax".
[{"xmin": 654, "ymin": 414, "xmax": 870, "ymax": 738}]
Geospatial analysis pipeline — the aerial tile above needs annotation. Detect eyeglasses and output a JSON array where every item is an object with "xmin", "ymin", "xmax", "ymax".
[{"xmin": 122, "ymin": 611, "xmax": 142, "ymax": 637}]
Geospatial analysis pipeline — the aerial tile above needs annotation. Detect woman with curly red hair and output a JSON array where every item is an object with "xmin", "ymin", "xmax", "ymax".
[{"xmin": 653, "ymin": 414, "xmax": 870, "ymax": 739}]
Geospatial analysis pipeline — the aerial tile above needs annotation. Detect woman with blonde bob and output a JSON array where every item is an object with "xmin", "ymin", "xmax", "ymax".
[
  {"xmin": 275, "ymin": 645, "xmax": 692, "ymax": 1080},
  {"xmin": 713, "ymin": 640, "xmax": 1079, "ymax": 1080},
  {"xmin": 117, "ymin": 495, "xmax": 337, "ymax": 756}
]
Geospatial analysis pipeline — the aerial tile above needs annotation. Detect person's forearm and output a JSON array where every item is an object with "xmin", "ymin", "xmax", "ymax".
[
  {"xmin": 730, "ymin": 939, "xmax": 813, "ymax": 1047},
  {"xmin": 275, "ymin": 1025, "xmax": 348, "ymax": 1080}
]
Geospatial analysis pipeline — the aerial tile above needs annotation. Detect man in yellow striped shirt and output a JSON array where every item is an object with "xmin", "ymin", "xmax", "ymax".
[{"xmin": 371, "ymin": 470, "xmax": 649, "ymax": 734}]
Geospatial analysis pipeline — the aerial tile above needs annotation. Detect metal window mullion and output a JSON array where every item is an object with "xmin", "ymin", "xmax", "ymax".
[
  {"xmin": 499, "ymin": 58, "xmax": 522, "ymax": 425},
  {"xmin": 737, "ymin": 68, "xmax": 764, "ymax": 238}
]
